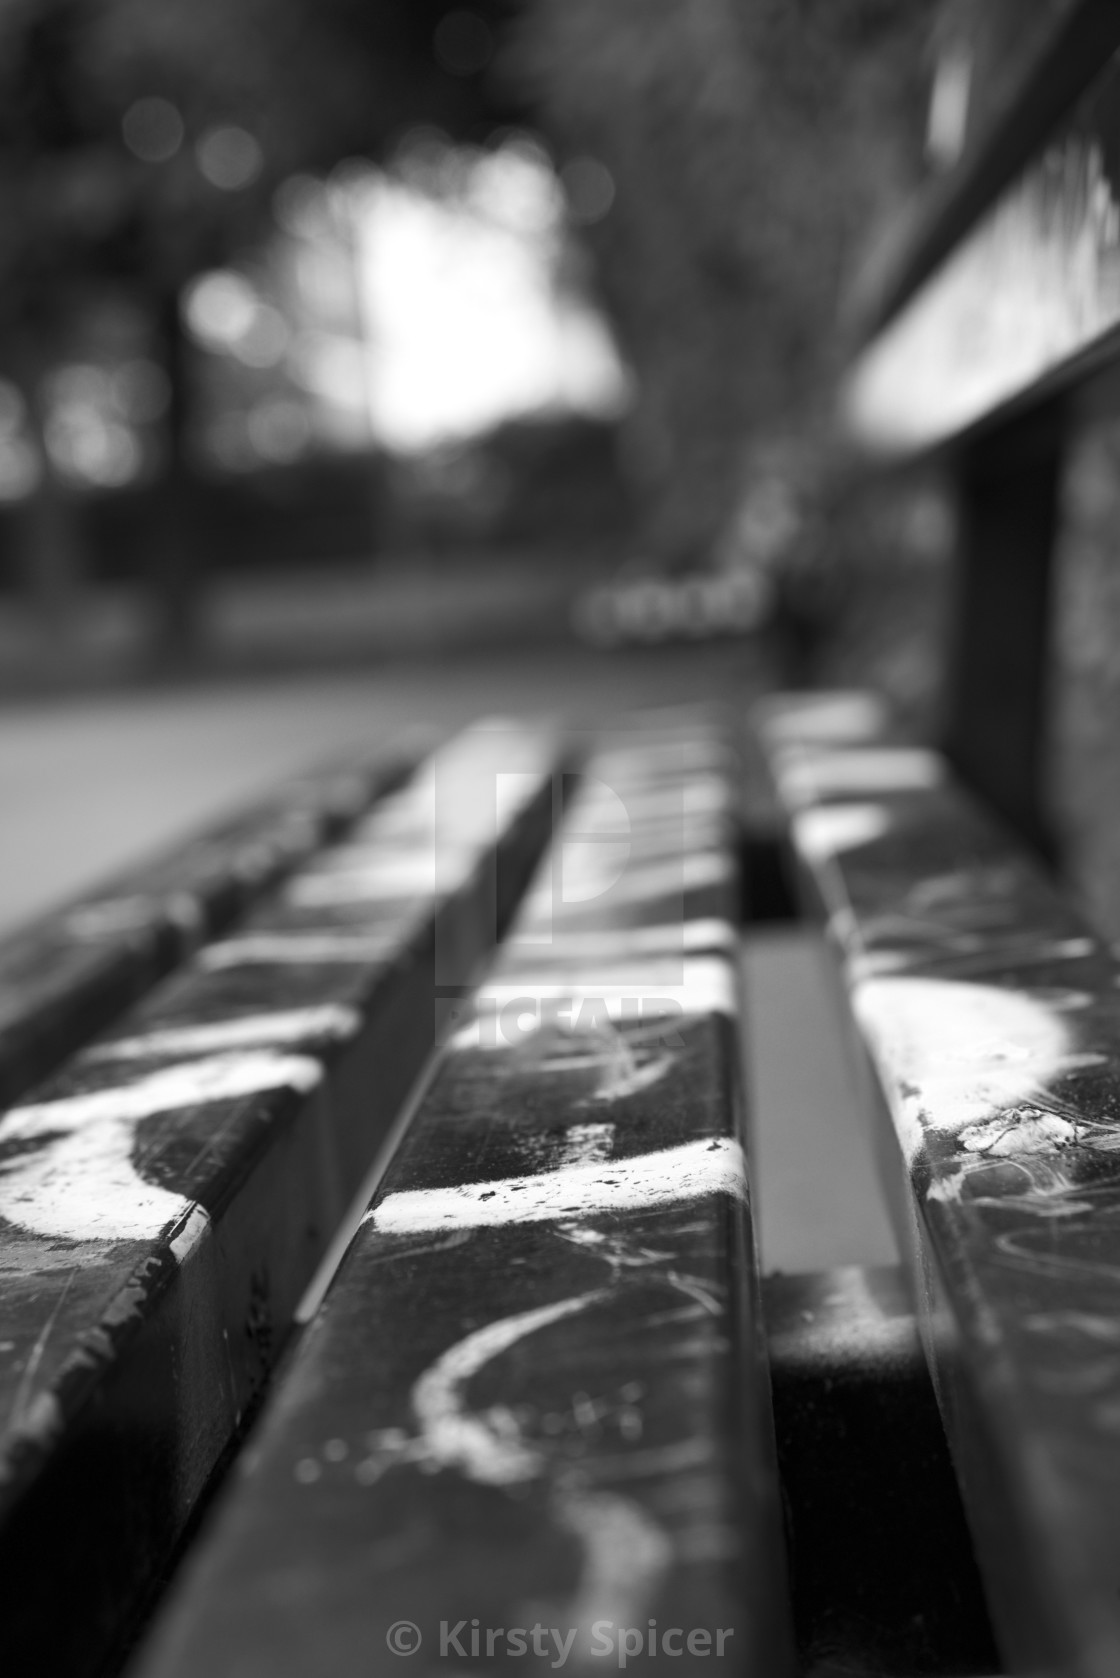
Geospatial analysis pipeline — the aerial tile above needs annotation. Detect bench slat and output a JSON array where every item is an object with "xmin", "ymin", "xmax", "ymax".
[
  {"xmin": 852, "ymin": 0, "xmax": 1116, "ymax": 342},
  {"xmin": 760, "ymin": 693, "xmax": 1120, "ymax": 1676},
  {"xmin": 133, "ymin": 721, "xmax": 794, "ymax": 1678},
  {"xmin": 846, "ymin": 15, "xmax": 1120, "ymax": 455},
  {"xmin": 0, "ymin": 736, "xmax": 427, "ymax": 1109},
  {"xmin": 0, "ymin": 721, "xmax": 559, "ymax": 1678}
]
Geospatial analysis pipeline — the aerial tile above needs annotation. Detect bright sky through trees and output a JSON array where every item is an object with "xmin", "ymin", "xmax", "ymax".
[
  {"xmin": 0, "ymin": 137, "xmax": 630, "ymax": 493},
  {"xmin": 355, "ymin": 137, "xmax": 629, "ymax": 451}
]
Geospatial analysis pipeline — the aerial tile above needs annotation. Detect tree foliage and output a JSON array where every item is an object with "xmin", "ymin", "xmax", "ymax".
[
  {"xmin": 0, "ymin": 0, "xmax": 529, "ymax": 639},
  {"xmin": 507, "ymin": 0, "xmax": 942, "ymax": 563}
]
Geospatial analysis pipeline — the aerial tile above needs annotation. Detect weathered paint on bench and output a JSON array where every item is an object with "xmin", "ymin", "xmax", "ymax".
[
  {"xmin": 133, "ymin": 718, "xmax": 794, "ymax": 1678},
  {"xmin": 0, "ymin": 721, "xmax": 560, "ymax": 1678},
  {"xmin": 760, "ymin": 692, "xmax": 1120, "ymax": 1678},
  {"xmin": 0, "ymin": 735, "xmax": 429, "ymax": 1110}
]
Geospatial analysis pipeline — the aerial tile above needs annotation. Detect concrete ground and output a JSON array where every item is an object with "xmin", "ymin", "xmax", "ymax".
[
  {"xmin": 0, "ymin": 638, "xmax": 897, "ymax": 1275},
  {"xmin": 0, "ymin": 639, "xmax": 760, "ymax": 931}
]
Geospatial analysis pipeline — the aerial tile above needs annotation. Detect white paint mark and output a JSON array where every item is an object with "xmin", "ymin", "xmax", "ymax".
[
  {"xmin": 525, "ymin": 1022, "xmax": 681, "ymax": 1107},
  {"xmin": 287, "ymin": 854, "xmax": 440, "ymax": 906},
  {"xmin": 1025, "ymin": 1311, "xmax": 1120, "ymax": 1342},
  {"xmin": 927, "ymin": 1155, "xmax": 1086, "ymax": 1213},
  {"xmin": 1051, "ymin": 937, "xmax": 1096, "ymax": 960},
  {"xmin": 167, "ymin": 1203, "xmax": 212, "ymax": 1264},
  {"xmin": 5, "ymin": 1051, "xmax": 323, "ymax": 1131},
  {"xmin": 368, "ymin": 1136, "xmax": 748, "ymax": 1235},
  {"xmin": 556, "ymin": 1123, "xmax": 615, "ymax": 1167},
  {"xmin": 88, "ymin": 1005, "xmax": 360, "ymax": 1061},
  {"xmin": 757, "ymin": 691, "xmax": 889, "ymax": 745},
  {"xmin": 197, "ymin": 932, "xmax": 401, "ymax": 969},
  {"xmin": 412, "ymin": 1293, "xmax": 603, "ymax": 1483},
  {"xmin": 503, "ymin": 918, "xmax": 735, "ymax": 963},
  {"xmin": 67, "ymin": 893, "xmax": 204, "ymax": 940},
  {"xmin": 0, "ymin": 1390, "xmax": 64, "ymax": 1483},
  {"xmin": 0, "ymin": 1051, "xmax": 322, "ymax": 1243},
  {"xmin": 776, "ymin": 746, "xmax": 943, "ymax": 806},
  {"xmin": 853, "ymin": 976, "xmax": 1071, "ymax": 1162},
  {"xmin": 582, "ymin": 1040, "xmax": 675, "ymax": 1106},
  {"xmin": 63, "ymin": 898, "xmax": 159, "ymax": 938},
  {"xmin": 792, "ymin": 803, "xmax": 893, "ymax": 861},
  {"xmin": 555, "ymin": 1486, "xmax": 672, "ymax": 1640},
  {"xmin": 529, "ymin": 852, "xmax": 731, "ymax": 918},
  {"xmin": 958, "ymin": 1112, "xmax": 1077, "ymax": 1155}
]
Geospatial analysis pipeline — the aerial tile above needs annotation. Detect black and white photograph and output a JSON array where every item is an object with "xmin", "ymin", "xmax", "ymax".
[{"xmin": 0, "ymin": 2, "xmax": 1114, "ymax": 1674}]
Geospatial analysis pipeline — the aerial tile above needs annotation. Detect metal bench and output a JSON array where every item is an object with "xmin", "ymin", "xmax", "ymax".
[
  {"xmin": 130, "ymin": 719, "xmax": 795, "ymax": 1678},
  {"xmin": 767, "ymin": 5, "xmax": 1120, "ymax": 1670},
  {"xmin": 8, "ymin": 5, "xmax": 1120, "ymax": 1675}
]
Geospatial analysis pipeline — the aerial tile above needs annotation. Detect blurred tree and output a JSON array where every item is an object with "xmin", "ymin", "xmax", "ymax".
[
  {"xmin": 0, "ymin": 0, "xmax": 530, "ymax": 656},
  {"xmin": 506, "ymin": 0, "xmax": 941, "ymax": 570}
]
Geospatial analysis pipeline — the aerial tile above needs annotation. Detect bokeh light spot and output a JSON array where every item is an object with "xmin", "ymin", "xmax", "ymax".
[
  {"xmin": 197, "ymin": 126, "xmax": 264, "ymax": 192},
  {"xmin": 122, "ymin": 97, "xmax": 184, "ymax": 164},
  {"xmin": 183, "ymin": 271, "xmax": 259, "ymax": 348}
]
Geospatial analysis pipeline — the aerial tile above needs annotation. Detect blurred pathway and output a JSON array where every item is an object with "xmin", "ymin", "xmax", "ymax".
[{"xmin": 0, "ymin": 640, "xmax": 764, "ymax": 935}]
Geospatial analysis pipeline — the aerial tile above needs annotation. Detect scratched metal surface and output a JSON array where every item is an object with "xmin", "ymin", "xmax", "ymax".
[
  {"xmin": 0, "ymin": 721, "xmax": 559, "ymax": 1678},
  {"xmin": 0, "ymin": 735, "xmax": 427, "ymax": 1111},
  {"xmin": 846, "ymin": 31, "xmax": 1120, "ymax": 455},
  {"xmin": 133, "ymin": 718, "xmax": 794, "ymax": 1678},
  {"xmin": 759, "ymin": 692, "xmax": 1120, "ymax": 1677}
]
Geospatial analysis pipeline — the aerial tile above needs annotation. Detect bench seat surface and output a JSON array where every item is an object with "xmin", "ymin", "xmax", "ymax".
[
  {"xmin": 762, "ymin": 692, "xmax": 1120, "ymax": 1677},
  {"xmin": 134, "ymin": 719, "xmax": 793, "ymax": 1678}
]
